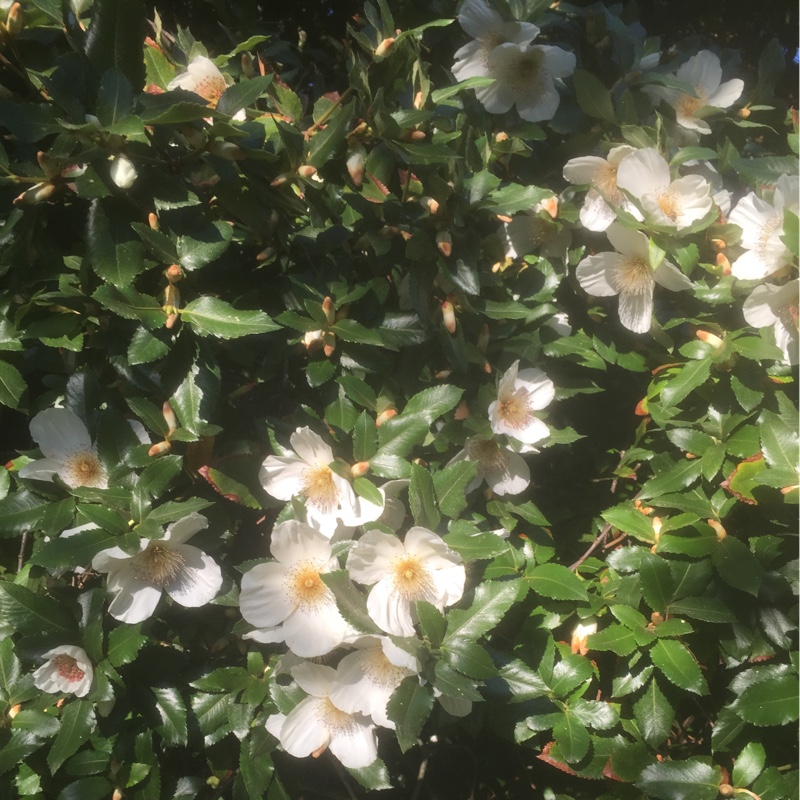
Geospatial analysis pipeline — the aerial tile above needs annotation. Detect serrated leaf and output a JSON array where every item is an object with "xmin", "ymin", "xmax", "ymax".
[
  {"xmin": 712, "ymin": 536, "xmax": 764, "ymax": 596},
  {"xmin": 87, "ymin": 199, "xmax": 146, "ymax": 287},
  {"xmin": 152, "ymin": 686, "xmax": 188, "ymax": 746},
  {"xmin": 444, "ymin": 580, "xmax": 520, "ymax": 644},
  {"xmin": 239, "ymin": 727, "xmax": 276, "ymax": 798},
  {"xmin": 634, "ymin": 678, "xmax": 674, "ymax": 747},
  {"xmin": 548, "ymin": 654, "xmax": 594, "ymax": 696},
  {"xmin": 0, "ymin": 582, "xmax": 77, "ymax": 636},
  {"xmin": 498, "ymin": 659, "xmax": 549, "ymax": 702},
  {"xmin": 85, "ymin": 0, "xmax": 146, "ymax": 91},
  {"xmin": 433, "ymin": 460, "xmax": 478, "ymax": 518},
  {"xmin": 442, "ymin": 528, "xmax": 508, "ymax": 562},
  {"xmin": 32, "ymin": 529, "xmax": 119, "ymax": 570},
  {"xmin": 182, "ymin": 297, "xmax": 280, "ymax": 339},
  {"xmin": 587, "ymin": 625, "xmax": 638, "ymax": 656},
  {"xmin": 0, "ymin": 731, "xmax": 44, "ymax": 776},
  {"xmin": 0, "ymin": 360, "xmax": 25, "ymax": 408},
  {"xmin": 306, "ymin": 102, "xmax": 355, "ymax": 168},
  {"xmin": 92, "ymin": 285, "xmax": 164, "ymax": 330},
  {"xmin": 107, "ymin": 624, "xmax": 147, "ymax": 667},
  {"xmin": 668, "ymin": 596, "xmax": 735, "ymax": 623},
  {"xmin": 639, "ymin": 552, "xmax": 675, "ymax": 613},
  {"xmin": 347, "ymin": 758, "xmax": 393, "ymax": 791},
  {"xmin": 322, "ymin": 571, "xmax": 382, "ymax": 635},
  {"xmin": 732, "ymin": 742, "xmax": 766, "ymax": 788},
  {"xmin": 0, "ymin": 491, "xmax": 49, "ymax": 537},
  {"xmin": 337, "ymin": 375, "xmax": 377, "ymax": 410},
  {"xmin": 573, "ymin": 69, "xmax": 616, "ymax": 122},
  {"xmin": 386, "ymin": 677, "xmax": 434, "ymax": 752},
  {"xmin": 48, "ymin": 700, "xmax": 95, "ymax": 774},
  {"xmin": 415, "ymin": 600, "xmax": 446, "ymax": 647},
  {"xmin": 443, "ymin": 639, "xmax": 496, "ymax": 679},
  {"xmin": 128, "ymin": 328, "xmax": 169, "ymax": 365},
  {"xmin": 409, "ymin": 463, "xmax": 440, "ymax": 529},
  {"xmin": 525, "ymin": 563, "xmax": 588, "ymax": 602},
  {"xmin": 730, "ymin": 675, "xmax": 799, "ymax": 726},
  {"xmin": 217, "ymin": 75, "xmax": 272, "ymax": 117},
  {"xmin": 635, "ymin": 759, "xmax": 721, "ymax": 800},
  {"xmin": 650, "ymin": 639, "xmax": 708, "ymax": 695}
]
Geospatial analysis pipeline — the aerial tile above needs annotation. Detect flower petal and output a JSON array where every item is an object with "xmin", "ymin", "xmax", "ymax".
[
  {"xmin": 290, "ymin": 426, "xmax": 333, "ymax": 466},
  {"xmin": 282, "ymin": 604, "xmax": 350, "ymax": 657},
  {"xmin": 653, "ymin": 259, "xmax": 692, "ymax": 291},
  {"xmin": 29, "ymin": 408, "xmax": 93, "ymax": 460},
  {"xmin": 367, "ymin": 578, "xmax": 414, "ymax": 637},
  {"xmin": 617, "ymin": 148, "xmax": 670, "ymax": 199},
  {"xmin": 291, "ymin": 662, "xmax": 337, "ymax": 697},
  {"xmin": 329, "ymin": 723, "xmax": 378, "ymax": 769},
  {"xmin": 606, "ymin": 223, "xmax": 649, "ymax": 259},
  {"xmin": 576, "ymin": 253, "xmax": 621, "ymax": 297},
  {"xmin": 164, "ymin": 512, "xmax": 208, "ymax": 545},
  {"xmin": 107, "ymin": 565, "xmax": 163, "ymax": 623},
  {"xmin": 279, "ymin": 697, "xmax": 330, "ymax": 757},
  {"xmin": 270, "ymin": 519, "xmax": 333, "ymax": 565},
  {"xmin": 618, "ymin": 288, "xmax": 654, "ymax": 334},
  {"xmin": 240, "ymin": 562, "xmax": 294, "ymax": 627},
  {"xmin": 708, "ymin": 78, "xmax": 743, "ymax": 109},
  {"xmin": 485, "ymin": 450, "xmax": 530, "ymax": 496},
  {"xmin": 165, "ymin": 544, "xmax": 222, "ymax": 607},
  {"xmin": 457, "ymin": 0, "xmax": 505, "ymax": 39},
  {"xmin": 563, "ymin": 156, "xmax": 606, "ymax": 186},
  {"xmin": 259, "ymin": 455, "xmax": 307, "ymax": 501},
  {"xmin": 347, "ymin": 530, "xmax": 404, "ymax": 585},
  {"xmin": 516, "ymin": 368, "xmax": 555, "ymax": 410},
  {"xmin": 18, "ymin": 458, "xmax": 62, "ymax": 483}
]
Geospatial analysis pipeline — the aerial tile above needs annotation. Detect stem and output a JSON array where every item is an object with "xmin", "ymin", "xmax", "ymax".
[
  {"xmin": 304, "ymin": 86, "xmax": 353, "ymax": 137},
  {"xmin": 17, "ymin": 531, "xmax": 28, "ymax": 572}
]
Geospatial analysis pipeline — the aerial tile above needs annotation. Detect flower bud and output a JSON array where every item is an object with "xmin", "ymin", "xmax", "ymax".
[
  {"xmin": 350, "ymin": 461, "xmax": 370, "ymax": 478},
  {"xmin": 374, "ymin": 37, "xmax": 395, "ymax": 57},
  {"xmin": 375, "ymin": 407, "xmax": 397, "ymax": 427},
  {"xmin": 570, "ymin": 617, "xmax": 597, "ymax": 655},
  {"xmin": 112, "ymin": 789, "xmax": 125, "ymax": 800},
  {"xmin": 442, "ymin": 300, "xmax": 456, "ymax": 334},
  {"xmin": 716, "ymin": 252, "xmax": 731, "ymax": 275},
  {"xmin": 323, "ymin": 330, "xmax": 336, "ymax": 357},
  {"xmin": 540, "ymin": 196, "xmax": 559, "ymax": 219},
  {"xmin": 37, "ymin": 151, "xmax": 59, "ymax": 180},
  {"xmin": 8, "ymin": 703, "xmax": 21, "ymax": 719},
  {"xmin": 148, "ymin": 212, "xmax": 160, "ymax": 231},
  {"xmin": 434, "ymin": 370, "xmax": 452, "ymax": 380},
  {"xmin": 5, "ymin": 3, "xmax": 23, "ymax": 36},
  {"xmin": 738, "ymin": 107, "xmax": 751, "ymax": 119},
  {"xmin": 166, "ymin": 264, "xmax": 183, "ymax": 283},
  {"xmin": 256, "ymin": 246, "xmax": 276, "ymax": 262},
  {"xmin": 322, "ymin": 296, "xmax": 335, "ymax": 324},
  {"xmin": 13, "ymin": 182, "xmax": 56, "ymax": 206},
  {"xmin": 707, "ymin": 519, "xmax": 727, "ymax": 541},
  {"xmin": 165, "ymin": 312, "xmax": 179, "ymax": 329},
  {"xmin": 180, "ymin": 126, "xmax": 206, "ymax": 150},
  {"xmin": 494, "ymin": 131, "xmax": 509, "ymax": 142},
  {"xmin": 208, "ymin": 140, "xmax": 245, "ymax": 160},
  {"xmin": 148, "ymin": 441, "xmax": 172, "ymax": 457},
  {"xmin": 241, "ymin": 53, "xmax": 255, "ymax": 79},
  {"xmin": 496, "ymin": 214, "xmax": 512, "ymax": 224},
  {"xmin": 162, "ymin": 402, "xmax": 178, "ymax": 435},
  {"xmin": 696, "ymin": 330, "xmax": 725, "ymax": 350},
  {"xmin": 163, "ymin": 284, "xmax": 180, "ymax": 309},
  {"xmin": 408, "ymin": 129, "xmax": 426, "ymax": 141},
  {"xmin": 110, "ymin": 155, "xmax": 138, "ymax": 189},
  {"xmin": 718, "ymin": 785, "xmax": 734, "ymax": 798},
  {"xmin": 297, "ymin": 164, "xmax": 318, "ymax": 179},
  {"xmin": 710, "ymin": 237, "xmax": 726, "ymax": 251},
  {"xmin": 346, "ymin": 149, "xmax": 365, "ymax": 186},
  {"xmin": 650, "ymin": 611, "xmax": 664, "ymax": 625},
  {"xmin": 435, "ymin": 230, "xmax": 453, "ymax": 258},
  {"xmin": 413, "ymin": 91, "xmax": 424, "ymax": 110},
  {"xmin": 421, "ymin": 196, "xmax": 439, "ymax": 215},
  {"xmin": 302, "ymin": 329, "xmax": 324, "ymax": 351}
]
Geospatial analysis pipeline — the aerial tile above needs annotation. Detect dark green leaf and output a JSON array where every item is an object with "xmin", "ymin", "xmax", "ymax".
[
  {"xmin": 87, "ymin": 199, "xmax": 146, "ymax": 287},
  {"xmin": 306, "ymin": 102, "xmax": 355, "ymax": 168},
  {"xmin": 712, "ymin": 536, "xmax": 764, "ymax": 596},
  {"xmin": 433, "ymin": 460, "xmax": 478, "ymax": 518},
  {"xmin": 0, "ymin": 582, "xmax": 77, "ymax": 636},
  {"xmin": 639, "ymin": 553, "xmax": 675, "ymax": 613},
  {"xmin": 0, "ymin": 491, "xmax": 49, "ymax": 537},
  {"xmin": 587, "ymin": 625, "xmax": 638, "ymax": 656},
  {"xmin": 444, "ymin": 580, "xmax": 520, "ymax": 644},
  {"xmin": 409, "ymin": 463, "xmax": 440, "ymax": 529},
  {"xmin": 443, "ymin": 639, "xmax": 496, "ymax": 679},
  {"xmin": 107, "ymin": 624, "xmax": 147, "ymax": 667},
  {"xmin": 217, "ymin": 75, "xmax": 272, "ymax": 117},
  {"xmin": 85, "ymin": 0, "xmax": 146, "ymax": 91},
  {"xmin": 553, "ymin": 713, "xmax": 590, "ymax": 763},
  {"xmin": 635, "ymin": 758, "xmax": 721, "ymax": 800},
  {"xmin": 650, "ymin": 639, "xmax": 708, "ymax": 695},
  {"xmin": 668, "ymin": 596, "xmax": 736, "ymax": 623},
  {"xmin": 573, "ymin": 69, "xmax": 616, "ymax": 122},
  {"xmin": 152, "ymin": 686, "xmax": 188, "ymax": 746},
  {"xmin": 182, "ymin": 297, "xmax": 280, "ymax": 339},
  {"xmin": 525, "ymin": 563, "xmax": 588, "ymax": 602},
  {"xmin": 730, "ymin": 675, "xmax": 799, "ymax": 726},
  {"xmin": 386, "ymin": 677, "xmax": 434, "ymax": 752},
  {"xmin": 0, "ymin": 360, "xmax": 25, "ymax": 408},
  {"xmin": 732, "ymin": 742, "xmax": 766, "ymax": 788},
  {"xmin": 48, "ymin": 700, "xmax": 95, "ymax": 774},
  {"xmin": 634, "ymin": 678, "xmax": 674, "ymax": 747}
]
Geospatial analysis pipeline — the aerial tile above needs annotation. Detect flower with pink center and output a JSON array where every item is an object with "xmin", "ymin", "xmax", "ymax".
[
  {"xmin": 488, "ymin": 360, "xmax": 554, "ymax": 446},
  {"xmin": 346, "ymin": 528, "xmax": 465, "ymax": 637},
  {"xmin": 33, "ymin": 645, "xmax": 94, "ymax": 698}
]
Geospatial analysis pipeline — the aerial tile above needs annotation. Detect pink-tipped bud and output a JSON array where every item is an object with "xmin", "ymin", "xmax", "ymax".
[
  {"xmin": 738, "ymin": 107, "xmax": 751, "ymax": 119},
  {"xmin": 297, "ymin": 164, "xmax": 318, "ymax": 179},
  {"xmin": 148, "ymin": 212, "xmax": 160, "ymax": 231},
  {"xmin": 166, "ymin": 265, "xmax": 183, "ymax": 284},
  {"xmin": 165, "ymin": 312, "xmax": 179, "ymax": 329},
  {"xmin": 541, "ymin": 196, "xmax": 559, "ymax": 219},
  {"xmin": 5, "ymin": 3, "xmax": 23, "ymax": 36},
  {"xmin": 716, "ymin": 252, "xmax": 731, "ymax": 275},
  {"xmin": 270, "ymin": 173, "xmax": 290, "ymax": 187},
  {"xmin": 148, "ymin": 441, "xmax": 172, "ymax": 457},
  {"xmin": 408, "ymin": 130, "xmax": 426, "ymax": 141},
  {"xmin": 708, "ymin": 519, "xmax": 727, "ymax": 541},
  {"xmin": 434, "ymin": 370, "xmax": 452, "ymax": 380},
  {"xmin": 322, "ymin": 296, "xmax": 335, "ymax": 324},
  {"xmin": 351, "ymin": 461, "xmax": 370, "ymax": 478},
  {"xmin": 162, "ymin": 402, "xmax": 178, "ymax": 435},
  {"xmin": 323, "ymin": 331, "xmax": 336, "ymax": 357},
  {"xmin": 13, "ymin": 182, "xmax": 56, "ymax": 206},
  {"xmin": 442, "ymin": 300, "xmax": 457, "ymax": 334},
  {"xmin": 710, "ymin": 237, "xmax": 726, "ymax": 251},
  {"xmin": 303, "ymin": 329, "xmax": 324, "ymax": 351},
  {"xmin": 652, "ymin": 516, "xmax": 662, "ymax": 539},
  {"xmin": 436, "ymin": 231, "xmax": 452, "ymax": 258},
  {"xmin": 494, "ymin": 131, "xmax": 509, "ymax": 142},
  {"xmin": 374, "ymin": 37, "xmax": 395, "ymax": 57},
  {"xmin": 413, "ymin": 91, "xmax": 424, "ymax": 110},
  {"xmin": 37, "ymin": 151, "xmax": 59, "ymax": 180},
  {"xmin": 163, "ymin": 284, "xmax": 180, "ymax": 309},
  {"xmin": 696, "ymin": 330, "xmax": 725, "ymax": 350},
  {"xmin": 650, "ymin": 611, "xmax": 664, "ymax": 625},
  {"xmin": 346, "ymin": 149, "xmax": 365, "ymax": 186},
  {"xmin": 422, "ymin": 196, "xmax": 439, "ymax": 215},
  {"xmin": 496, "ymin": 214, "xmax": 512, "ymax": 224},
  {"xmin": 256, "ymin": 246, "xmax": 276, "ymax": 262},
  {"xmin": 8, "ymin": 703, "xmax": 21, "ymax": 719},
  {"xmin": 112, "ymin": 789, "xmax": 124, "ymax": 800},
  {"xmin": 375, "ymin": 407, "xmax": 397, "ymax": 427}
]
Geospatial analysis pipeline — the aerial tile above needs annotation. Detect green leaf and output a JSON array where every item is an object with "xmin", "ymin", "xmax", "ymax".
[
  {"xmin": 85, "ymin": 0, "xmax": 146, "ymax": 91},
  {"xmin": 431, "ymin": 76, "xmax": 496, "ymax": 104},
  {"xmin": 326, "ymin": 394, "xmax": 358, "ymax": 433},
  {"xmin": 587, "ymin": 625, "xmax": 638, "ymax": 656},
  {"xmin": 548, "ymin": 654, "xmax": 594, "ymax": 696},
  {"xmin": 639, "ymin": 459, "xmax": 703, "ymax": 500},
  {"xmin": 481, "ymin": 184, "xmax": 553, "ymax": 215},
  {"xmin": 217, "ymin": 75, "xmax": 272, "ymax": 117},
  {"xmin": 442, "ymin": 528, "xmax": 508, "ymax": 562},
  {"xmin": 87, "ymin": 199, "xmax": 146, "ymax": 287},
  {"xmin": 182, "ymin": 297, "xmax": 280, "ymax": 339},
  {"xmin": 668, "ymin": 596, "xmax": 736, "ymax": 623},
  {"xmin": 107, "ymin": 624, "xmax": 147, "ymax": 667},
  {"xmin": 386, "ymin": 677, "xmax": 434, "ymax": 753},
  {"xmin": 525, "ymin": 563, "xmax": 588, "ymax": 602},
  {"xmin": 56, "ymin": 777, "xmax": 113, "ymax": 800},
  {"xmin": 0, "ymin": 582, "xmax": 77, "ymax": 636},
  {"xmin": 171, "ymin": 358, "xmax": 218, "ymax": 438},
  {"xmin": 760, "ymin": 411, "xmax": 799, "ymax": 473},
  {"xmin": 601, "ymin": 504, "xmax": 658, "ymax": 543},
  {"xmin": 635, "ymin": 759, "xmax": 721, "ymax": 800},
  {"xmin": 497, "ymin": 659, "xmax": 549, "ymax": 701},
  {"xmin": 634, "ymin": 678, "xmax": 674, "ymax": 747},
  {"xmin": 650, "ymin": 639, "xmax": 708, "ymax": 695},
  {"xmin": 0, "ymin": 491, "xmax": 49, "ymax": 537},
  {"xmin": 337, "ymin": 375, "xmax": 377, "ymax": 410},
  {"xmin": 96, "ymin": 68, "xmax": 134, "ymax": 129},
  {"xmin": 144, "ymin": 44, "xmax": 175, "ymax": 89},
  {"xmin": 48, "ymin": 700, "xmax": 95, "ymax": 774},
  {"xmin": 32, "ymin": 529, "xmax": 119, "ymax": 571},
  {"xmin": 347, "ymin": 758, "xmax": 393, "ymax": 791},
  {"xmin": 415, "ymin": 601, "xmax": 446, "ymax": 647},
  {"xmin": 639, "ymin": 553, "xmax": 675, "ymax": 613},
  {"xmin": 661, "ymin": 359, "xmax": 711, "ymax": 407},
  {"xmin": 712, "ymin": 536, "xmax": 764, "ymax": 596},
  {"xmin": 239, "ymin": 727, "xmax": 276, "ymax": 798},
  {"xmin": 352, "ymin": 411, "xmax": 377, "ymax": 462},
  {"xmin": 433, "ymin": 460, "xmax": 478, "ymax": 518},
  {"xmin": 409, "ymin": 463, "xmax": 440, "ymax": 529},
  {"xmin": 128, "ymin": 328, "xmax": 169, "ymax": 365},
  {"xmin": 0, "ymin": 360, "xmax": 25, "ymax": 408},
  {"xmin": 0, "ymin": 731, "xmax": 44, "ymax": 776},
  {"xmin": 571, "ymin": 699, "xmax": 619, "ymax": 730},
  {"xmin": 306, "ymin": 102, "xmax": 355, "ymax": 168},
  {"xmin": 444, "ymin": 580, "xmax": 520, "ymax": 644},
  {"xmin": 433, "ymin": 662, "xmax": 482, "ymax": 702},
  {"xmin": 443, "ymin": 639, "xmax": 496, "ymax": 679},
  {"xmin": 92, "ymin": 285, "xmax": 164, "ymax": 330},
  {"xmin": 553, "ymin": 713, "xmax": 590, "ymax": 763},
  {"xmin": 573, "ymin": 69, "xmax": 616, "ymax": 123},
  {"xmin": 732, "ymin": 742, "xmax": 766, "ymax": 788},
  {"xmin": 152, "ymin": 686, "xmax": 188, "ymax": 746},
  {"xmin": 730, "ymin": 675, "xmax": 799, "ymax": 726},
  {"xmin": 13, "ymin": 709, "xmax": 61, "ymax": 737},
  {"xmin": 711, "ymin": 707, "xmax": 747, "ymax": 753},
  {"xmin": 322, "ymin": 571, "xmax": 382, "ymax": 635},
  {"xmin": 177, "ymin": 222, "xmax": 233, "ymax": 271},
  {"xmin": 0, "ymin": 638, "xmax": 21, "ymax": 701}
]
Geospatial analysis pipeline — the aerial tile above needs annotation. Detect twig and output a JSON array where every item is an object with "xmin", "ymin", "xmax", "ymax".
[
  {"xmin": 17, "ymin": 531, "xmax": 29, "ymax": 572},
  {"xmin": 569, "ymin": 522, "xmax": 612, "ymax": 571},
  {"xmin": 304, "ymin": 87, "xmax": 353, "ymax": 137},
  {"xmin": 410, "ymin": 750, "xmax": 429, "ymax": 800}
]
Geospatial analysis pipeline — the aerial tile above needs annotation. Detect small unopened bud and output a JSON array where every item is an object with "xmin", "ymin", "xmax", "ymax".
[
  {"xmin": 148, "ymin": 212, "xmax": 160, "ymax": 231},
  {"xmin": 166, "ymin": 264, "xmax": 183, "ymax": 283},
  {"xmin": 13, "ymin": 182, "xmax": 56, "ymax": 206},
  {"xmin": 162, "ymin": 402, "xmax": 178, "ymax": 435},
  {"xmin": 477, "ymin": 323, "xmax": 489, "ymax": 353},
  {"xmin": 718, "ymin": 785, "xmax": 734, "ymax": 798},
  {"xmin": 37, "ymin": 151, "xmax": 59, "ymax": 180},
  {"xmin": 738, "ymin": 107, "xmax": 751, "ymax": 119},
  {"xmin": 708, "ymin": 519, "xmax": 727, "ymax": 541},
  {"xmin": 436, "ymin": 230, "xmax": 452, "ymax": 257},
  {"xmin": 421, "ymin": 196, "xmax": 439, "ymax": 215},
  {"xmin": 652, "ymin": 516, "xmax": 662, "ymax": 539},
  {"xmin": 208, "ymin": 141, "xmax": 245, "ymax": 160},
  {"xmin": 256, "ymin": 246, "xmax": 276, "ymax": 262},
  {"xmin": 350, "ymin": 121, "xmax": 369, "ymax": 138},
  {"xmin": 442, "ymin": 300, "xmax": 456, "ymax": 334},
  {"xmin": 696, "ymin": 330, "xmax": 724, "ymax": 349},
  {"xmin": 110, "ymin": 155, "xmax": 138, "ymax": 189},
  {"xmin": 165, "ymin": 312, "xmax": 179, "ymax": 329},
  {"xmin": 297, "ymin": 164, "xmax": 318, "ymax": 179},
  {"xmin": 346, "ymin": 149, "xmax": 365, "ymax": 186},
  {"xmin": 241, "ymin": 53, "xmax": 255, "ymax": 79},
  {"xmin": 112, "ymin": 789, "xmax": 124, "ymax": 800},
  {"xmin": 413, "ymin": 91, "xmax": 424, "ymax": 110},
  {"xmin": 570, "ymin": 618, "xmax": 597, "ymax": 656},
  {"xmin": 454, "ymin": 398, "xmax": 470, "ymax": 420},
  {"xmin": 5, "ymin": 3, "xmax": 23, "ymax": 36},
  {"xmin": 322, "ymin": 296, "xmax": 335, "ymax": 324},
  {"xmin": 374, "ymin": 37, "xmax": 395, "ymax": 57},
  {"xmin": 650, "ymin": 611, "xmax": 664, "ymax": 625},
  {"xmin": 148, "ymin": 441, "xmax": 172, "ymax": 457},
  {"xmin": 323, "ymin": 330, "xmax": 336, "ymax": 357},
  {"xmin": 302, "ymin": 329, "xmax": 324, "ymax": 351},
  {"xmin": 351, "ymin": 461, "xmax": 370, "ymax": 478},
  {"xmin": 375, "ymin": 407, "xmax": 397, "ymax": 427},
  {"xmin": 408, "ymin": 129, "xmax": 426, "ymax": 141},
  {"xmin": 716, "ymin": 252, "xmax": 731, "ymax": 275},
  {"xmin": 541, "ymin": 196, "xmax": 559, "ymax": 219},
  {"xmin": 163, "ymin": 284, "xmax": 180, "ymax": 308},
  {"xmin": 8, "ymin": 703, "xmax": 21, "ymax": 719},
  {"xmin": 496, "ymin": 214, "xmax": 512, "ymax": 224},
  {"xmin": 434, "ymin": 370, "xmax": 452, "ymax": 380},
  {"xmin": 494, "ymin": 131, "xmax": 509, "ymax": 142},
  {"xmin": 710, "ymin": 237, "xmax": 726, "ymax": 251}
]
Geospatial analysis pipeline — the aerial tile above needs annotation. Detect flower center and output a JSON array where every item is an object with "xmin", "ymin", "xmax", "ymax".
[
  {"xmin": 285, "ymin": 560, "xmax": 332, "ymax": 611},
  {"xmin": 612, "ymin": 257, "xmax": 654, "ymax": 295},
  {"xmin": 195, "ymin": 75, "xmax": 227, "ymax": 105},
  {"xmin": 676, "ymin": 91, "xmax": 707, "ymax": 120},
  {"xmin": 360, "ymin": 647, "xmax": 414, "ymax": 690},
  {"xmin": 756, "ymin": 213, "xmax": 783, "ymax": 265},
  {"xmin": 51, "ymin": 654, "xmax": 85, "ymax": 683},
  {"xmin": 497, "ymin": 388, "xmax": 536, "ymax": 430},
  {"xmin": 656, "ymin": 190, "xmax": 681, "ymax": 222},
  {"xmin": 63, "ymin": 450, "xmax": 106, "ymax": 489},
  {"xmin": 318, "ymin": 697, "xmax": 359, "ymax": 735},
  {"xmin": 132, "ymin": 544, "xmax": 186, "ymax": 587},
  {"xmin": 301, "ymin": 465, "xmax": 339, "ymax": 513},
  {"xmin": 592, "ymin": 162, "xmax": 623, "ymax": 204},
  {"xmin": 467, "ymin": 438, "xmax": 508, "ymax": 470},
  {"xmin": 497, "ymin": 47, "xmax": 545, "ymax": 94},
  {"xmin": 390, "ymin": 555, "xmax": 436, "ymax": 601}
]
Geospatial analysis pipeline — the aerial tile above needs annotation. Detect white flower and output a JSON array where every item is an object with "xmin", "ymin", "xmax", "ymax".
[
  {"xmin": 743, "ymin": 280, "xmax": 799, "ymax": 365},
  {"xmin": 328, "ymin": 636, "xmax": 418, "ymax": 729},
  {"xmin": 167, "ymin": 56, "xmax": 246, "ymax": 121},
  {"xmin": 33, "ymin": 645, "xmax": 93, "ymax": 698},
  {"xmin": 575, "ymin": 221, "xmax": 692, "ymax": 334},
  {"xmin": 570, "ymin": 617, "xmax": 597, "ymax": 656},
  {"xmin": 646, "ymin": 50, "xmax": 743, "ymax": 134},
  {"xmin": 451, "ymin": 0, "xmax": 575, "ymax": 122},
  {"xmin": 545, "ymin": 312, "xmax": 572, "ymax": 337},
  {"xmin": 346, "ymin": 528, "xmax": 465, "ymax": 637},
  {"xmin": 616, "ymin": 148, "xmax": 713, "ymax": 230},
  {"xmin": 260, "ymin": 427, "xmax": 383, "ymax": 539},
  {"xmin": 109, "ymin": 155, "xmax": 138, "ymax": 189},
  {"xmin": 91, "ymin": 513, "xmax": 222, "ymax": 624},
  {"xmin": 19, "ymin": 408, "xmax": 107, "ymax": 489},
  {"xmin": 266, "ymin": 662, "xmax": 378, "ymax": 768},
  {"xmin": 447, "ymin": 436, "xmax": 530, "ymax": 496},
  {"xmin": 488, "ymin": 360, "xmax": 554, "ymax": 445},
  {"xmin": 239, "ymin": 520, "xmax": 350, "ymax": 657},
  {"xmin": 729, "ymin": 174, "xmax": 799, "ymax": 281},
  {"xmin": 563, "ymin": 146, "xmax": 644, "ymax": 231}
]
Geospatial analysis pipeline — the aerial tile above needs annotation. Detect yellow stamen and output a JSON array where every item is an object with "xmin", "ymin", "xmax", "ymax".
[{"xmin": 301, "ymin": 465, "xmax": 339, "ymax": 513}]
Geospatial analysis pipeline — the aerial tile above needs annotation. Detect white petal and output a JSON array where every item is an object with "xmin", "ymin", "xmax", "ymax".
[
  {"xmin": 517, "ymin": 81, "xmax": 561, "ymax": 123},
  {"xmin": 708, "ymin": 78, "xmax": 743, "ymax": 109},
  {"xmin": 430, "ymin": 564, "xmax": 466, "ymax": 607},
  {"xmin": 496, "ymin": 360, "xmax": 520, "ymax": 402},
  {"xmin": 283, "ymin": 605, "xmax": 349, "ymax": 657},
  {"xmin": 576, "ymin": 253, "xmax": 621, "ymax": 297},
  {"xmin": 165, "ymin": 544, "xmax": 222, "ymax": 607},
  {"xmin": 92, "ymin": 546, "xmax": 138, "ymax": 574},
  {"xmin": 731, "ymin": 250, "xmax": 775, "ymax": 281},
  {"xmin": 677, "ymin": 50, "xmax": 721, "ymax": 97},
  {"xmin": 403, "ymin": 527, "xmax": 458, "ymax": 562},
  {"xmin": 539, "ymin": 44, "xmax": 576, "ymax": 79},
  {"xmin": 347, "ymin": 531, "xmax": 404, "ymax": 585},
  {"xmin": 107, "ymin": 569, "xmax": 163, "ymax": 623},
  {"xmin": 729, "ymin": 194, "xmax": 774, "ymax": 248},
  {"xmin": 618, "ymin": 289, "xmax": 654, "ymax": 334},
  {"xmin": 367, "ymin": 579, "xmax": 414, "ymax": 637},
  {"xmin": 457, "ymin": 0, "xmax": 504, "ymax": 39},
  {"xmin": 240, "ymin": 562, "xmax": 294, "ymax": 627},
  {"xmin": 279, "ymin": 697, "xmax": 330, "ymax": 757},
  {"xmin": 485, "ymin": 450, "xmax": 530, "ymax": 496},
  {"xmin": 606, "ymin": 223, "xmax": 649, "ymax": 259},
  {"xmin": 653, "ymin": 259, "xmax": 692, "ymax": 291},
  {"xmin": 290, "ymin": 427, "xmax": 333, "ymax": 466},
  {"xmin": 259, "ymin": 455, "xmax": 306, "ymax": 501},
  {"xmin": 265, "ymin": 712, "xmax": 286, "ymax": 740},
  {"xmin": 164, "ymin": 512, "xmax": 208, "ymax": 545},
  {"xmin": 563, "ymin": 156, "xmax": 606, "ymax": 186},
  {"xmin": 452, "ymin": 40, "xmax": 492, "ymax": 81},
  {"xmin": 18, "ymin": 458, "xmax": 61, "ymax": 483},
  {"xmin": 669, "ymin": 175, "xmax": 712, "ymax": 226},
  {"xmin": 617, "ymin": 148, "xmax": 670, "ymax": 199},
  {"xmin": 515, "ymin": 368, "xmax": 555, "ymax": 410},
  {"xmin": 243, "ymin": 625, "xmax": 286, "ymax": 644},
  {"xmin": 329, "ymin": 724, "xmax": 378, "ymax": 769},
  {"xmin": 29, "ymin": 408, "xmax": 92, "ymax": 460},
  {"xmin": 291, "ymin": 662, "xmax": 337, "ymax": 697},
  {"xmin": 327, "ymin": 653, "xmax": 370, "ymax": 715},
  {"xmin": 508, "ymin": 416, "xmax": 550, "ymax": 446},
  {"xmin": 579, "ymin": 191, "xmax": 616, "ymax": 232},
  {"xmin": 270, "ymin": 520, "xmax": 333, "ymax": 565}
]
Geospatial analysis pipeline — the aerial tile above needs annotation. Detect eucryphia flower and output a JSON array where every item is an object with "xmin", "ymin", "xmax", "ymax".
[
  {"xmin": 168, "ymin": 56, "xmax": 246, "ymax": 121},
  {"xmin": 266, "ymin": 662, "xmax": 378, "ymax": 768},
  {"xmin": 729, "ymin": 174, "xmax": 799, "ymax": 281},
  {"xmin": 743, "ymin": 280, "xmax": 799, "ymax": 365},
  {"xmin": 645, "ymin": 50, "xmax": 743, "ymax": 134},
  {"xmin": 91, "ymin": 512, "xmax": 222, "ymax": 624},
  {"xmin": 109, "ymin": 154, "xmax": 138, "ymax": 189},
  {"xmin": 616, "ymin": 148, "xmax": 713, "ymax": 230},
  {"xmin": 33, "ymin": 645, "xmax": 94, "ymax": 698},
  {"xmin": 328, "ymin": 636, "xmax": 418, "ymax": 729},
  {"xmin": 239, "ymin": 520, "xmax": 350, "ymax": 657},
  {"xmin": 570, "ymin": 617, "xmax": 598, "ymax": 656},
  {"xmin": 563, "ymin": 146, "xmax": 643, "ymax": 232},
  {"xmin": 260, "ymin": 427, "xmax": 383, "ymax": 539},
  {"xmin": 576, "ymin": 221, "xmax": 692, "ymax": 334},
  {"xmin": 19, "ymin": 408, "xmax": 107, "ymax": 489},
  {"xmin": 451, "ymin": 0, "xmax": 575, "ymax": 122},
  {"xmin": 447, "ymin": 436, "xmax": 530, "ymax": 496},
  {"xmin": 346, "ymin": 528, "xmax": 465, "ymax": 637},
  {"xmin": 488, "ymin": 360, "xmax": 554, "ymax": 446}
]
